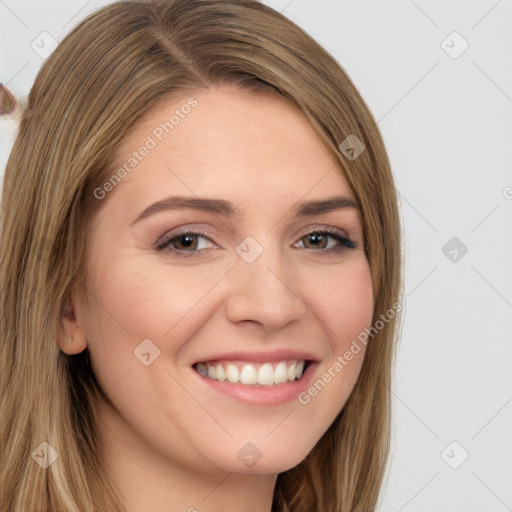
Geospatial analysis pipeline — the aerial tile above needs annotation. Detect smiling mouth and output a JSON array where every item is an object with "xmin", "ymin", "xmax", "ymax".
[{"xmin": 193, "ymin": 359, "xmax": 312, "ymax": 386}]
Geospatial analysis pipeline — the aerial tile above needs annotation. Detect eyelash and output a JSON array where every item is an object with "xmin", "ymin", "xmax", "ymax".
[{"xmin": 155, "ymin": 228, "xmax": 356, "ymax": 258}]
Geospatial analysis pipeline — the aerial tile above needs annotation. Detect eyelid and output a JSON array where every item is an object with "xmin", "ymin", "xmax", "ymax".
[
  {"xmin": 294, "ymin": 223, "xmax": 350, "ymax": 239},
  {"xmin": 154, "ymin": 226, "xmax": 218, "ymax": 250}
]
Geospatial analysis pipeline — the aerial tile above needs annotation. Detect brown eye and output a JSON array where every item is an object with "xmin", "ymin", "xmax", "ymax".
[
  {"xmin": 302, "ymin": 232, "xmax": 329, "ymax": 249},
  {"xmin": 156, "ymin": 230, "xmax": 217, "ymax": 257},
  {"xmin": 296, "ymin": 230, "xmax": 356, "ymax": 253},
  {"xmin": 169, "ymin": 234, "xmax": 200, "ymax": 251}
]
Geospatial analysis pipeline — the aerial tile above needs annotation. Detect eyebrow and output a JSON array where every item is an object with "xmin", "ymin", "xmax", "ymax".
[{"xmin": 131, "ymin": 195, "xmax": 359, "ymax": 225}]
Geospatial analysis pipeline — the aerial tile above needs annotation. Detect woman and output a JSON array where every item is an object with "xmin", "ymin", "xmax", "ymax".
[{"xmin": 0, "ymin": 1, "xmax": 402, "ymax": 511}]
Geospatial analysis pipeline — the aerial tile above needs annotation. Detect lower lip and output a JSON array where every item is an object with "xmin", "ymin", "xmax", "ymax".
[{"xmin": 192, "ymin": 362, "xmax": 318, "ymax": 406}]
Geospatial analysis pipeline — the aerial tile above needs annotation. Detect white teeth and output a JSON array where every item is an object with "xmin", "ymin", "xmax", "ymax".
[
  {"xmin": 273, "ymin": 361, "xmax": 288, "ymax": 384},
  {"xmin": 215, "ymin": 363, "xmax": 226, "ymax": 381},
  {"xmin": 257, "ymin": 363, "xmax": 274, "ymax": 386},
  {"xmin": 240, "ymin": 364, "xmax": 258, "ymax": 385},
  {"xmin": 196, "ymin": 359, "xmax": 308, "ymax": 386},
  {"xmin": 226, "ymin": 363, "xmax": 240, "ymax": 383},
  {"xmin": 296, "ymin": 360, "xmax": 305, "ymax": 378},
  {"xmin": 287, "ymin": 362, "xmax": 296, "ymax": 381}
]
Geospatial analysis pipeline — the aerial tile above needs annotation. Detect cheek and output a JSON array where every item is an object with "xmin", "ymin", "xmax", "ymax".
[
  {"xmin": 84, "ymin": 250, "xmax": 208, "ymax": 337},
  {"xmin": 333, "ymin": 260, "xmax": 374, "ymax": 346},
  {"xmin": 303, "ymin": 256, "xmax": 374, "ymax": 352},
  {"xmin": 80, "ymin": 256, "xmax": 228, "ymax": 381},
  {"xmin": 294, "ymin": 256, "xmax": 374, "ymax": 419}
]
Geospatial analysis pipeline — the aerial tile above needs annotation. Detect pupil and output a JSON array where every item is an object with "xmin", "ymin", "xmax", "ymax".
[
  {"xmin": 180, "ymin": 235, "xmax": 195, "ymax": 249},
  {"xmin": 309, "ymin": 233, "xmax": 325, "ymax": 248}
]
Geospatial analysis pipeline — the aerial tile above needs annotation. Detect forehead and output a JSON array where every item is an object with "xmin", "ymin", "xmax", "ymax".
[{"xmin": 104, "ymin": 86, "xmax": 355, "ymax": 210}]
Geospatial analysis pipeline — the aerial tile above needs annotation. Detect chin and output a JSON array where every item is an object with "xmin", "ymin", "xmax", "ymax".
[{"xmin": 209, "ymin": 440, "xmax": 315, "ymax": 476}]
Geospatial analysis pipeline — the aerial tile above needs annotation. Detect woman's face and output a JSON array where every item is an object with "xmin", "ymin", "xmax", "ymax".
[{"xmin": 68, "ymin": 86, "xmax": 374, "ymax": 475}]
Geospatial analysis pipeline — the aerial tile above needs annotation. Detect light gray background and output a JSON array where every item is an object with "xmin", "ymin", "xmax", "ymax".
[{"xmin": 1, "ymin": 1, "xmax": 511, "ymax": 511}]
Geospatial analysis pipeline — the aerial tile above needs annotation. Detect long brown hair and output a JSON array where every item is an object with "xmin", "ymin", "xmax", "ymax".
[{"xmin": 0, "ymin": 1, "xmax": 402, "ymax": 510}]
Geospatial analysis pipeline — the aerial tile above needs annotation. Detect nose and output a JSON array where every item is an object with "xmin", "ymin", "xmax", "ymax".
[{"xmin": 224, "ymin": 241, "xmax": 307, "ymax": 331}]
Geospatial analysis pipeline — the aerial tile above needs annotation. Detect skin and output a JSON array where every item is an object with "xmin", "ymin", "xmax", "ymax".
[{"xmin": 59, "ymin": 86, "xmax": 374, "ymax": 512}]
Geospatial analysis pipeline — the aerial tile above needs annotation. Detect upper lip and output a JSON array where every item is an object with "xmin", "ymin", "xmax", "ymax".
[{"xmin": 193, "ymin": 349, "xmax": 321, "ymax": 365}]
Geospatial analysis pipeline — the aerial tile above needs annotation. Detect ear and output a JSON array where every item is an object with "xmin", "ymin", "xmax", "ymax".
[{"xmin": 58, "ymin": 291, "xmax": 88, "ymax": 355}]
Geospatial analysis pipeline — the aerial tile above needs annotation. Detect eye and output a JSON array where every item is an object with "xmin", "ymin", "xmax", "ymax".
[
  {"xmin": 155, "ymin": 227, "xmax": 357, "ymax": 258},
  {"xmin": 294, "ymin": 229, "xmax": 356, "ymax": 254},
  {"xmin": 155, "ymin": 229, "xmax": 217, "ymax": 257}
]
